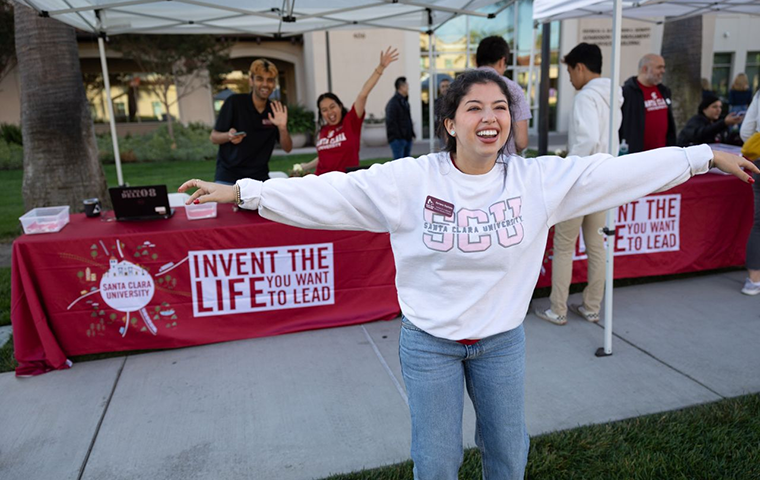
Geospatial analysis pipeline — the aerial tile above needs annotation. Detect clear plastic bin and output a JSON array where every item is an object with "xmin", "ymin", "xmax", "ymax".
[
  {"xmin": 20, "ymin": 206, "xmax": 70, "ymax": 234},
  {"xmin": 185, "ymin": 202, "xmax": 217, "ymax": 220}
]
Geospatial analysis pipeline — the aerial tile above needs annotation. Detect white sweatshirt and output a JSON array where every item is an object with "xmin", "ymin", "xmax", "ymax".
[
  {"xmin": 238, "ymin": 145, "xmax": 713, "ymax": 340},
  {"xmin": 568, "ymin": 77, "xmax": 624, "ymax": 156},
  {"xmin": 740, "ymin": 91, "xmax": 760, "ymax": 142}
]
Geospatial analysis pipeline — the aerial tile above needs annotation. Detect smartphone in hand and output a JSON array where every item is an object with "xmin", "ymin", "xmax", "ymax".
[{"xmin": 232, "ymin": 131, "xmax": 247, "ymax": 136}]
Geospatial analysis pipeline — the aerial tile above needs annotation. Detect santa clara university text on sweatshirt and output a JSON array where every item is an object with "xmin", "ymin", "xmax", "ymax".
[{"xmin": 238, "ymin": 145, "xmax": 712, "ymax": 341}]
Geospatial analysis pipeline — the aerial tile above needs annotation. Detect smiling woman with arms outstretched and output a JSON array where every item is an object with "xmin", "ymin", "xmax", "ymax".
[{"xmin": 180, "ymin": 69, "xmax": 757, "ymax": 480}]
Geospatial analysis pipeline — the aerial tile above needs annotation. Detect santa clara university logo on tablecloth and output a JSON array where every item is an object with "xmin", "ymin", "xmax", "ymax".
[
  {"xmin": 66, "ymin": 238, "xmax": 183, "ymax": 339},
  {"xmin": 65, "ymin": 238, "xmax": 336, "ymax": 341}
]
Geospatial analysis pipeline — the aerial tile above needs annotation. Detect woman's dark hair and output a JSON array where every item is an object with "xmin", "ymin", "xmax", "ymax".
[
  {"xmin": 698, "ymin": 93, "xmax": 720, "ymax": 114},
  {"xmin": 434, "ymin": 69, "xmax": 517, "ymax": 156},
  {"xmin": 316, "ymin": 92, "xmax": 348, "ymax": 127}
]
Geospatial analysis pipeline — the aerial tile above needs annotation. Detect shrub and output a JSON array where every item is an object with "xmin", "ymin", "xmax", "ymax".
[
  {"xmin": 0, "ymin": 140, "xmax": 23, "ymax": 170},
  {"xmin": 0, "ymin": 123, "xmax": 22, "ymax": 146},
  {"xmin": 98, "ymin": 122, "xmax": 217, "ymax": 164},
  {"xmin": 287, "ymin": 104, "xmax": 316, "ymax": 135}
]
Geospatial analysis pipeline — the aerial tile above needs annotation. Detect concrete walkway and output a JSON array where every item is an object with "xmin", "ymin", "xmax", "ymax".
[{"xmin": 1, "ymin": 269, "xmax": 758, "ymax": 480}]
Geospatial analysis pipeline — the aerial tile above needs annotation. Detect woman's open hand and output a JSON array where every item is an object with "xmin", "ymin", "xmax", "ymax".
[
  {"xmin": 378, "ymin": 47, "xmax": 399, "ymax": 70},
  {"xmin": 178, "ymin": 179, "xmax": 235, "ymax": 204},
  {"xmin": 711, "ymin": 150, "xmax": 759, "ymax": 183}
]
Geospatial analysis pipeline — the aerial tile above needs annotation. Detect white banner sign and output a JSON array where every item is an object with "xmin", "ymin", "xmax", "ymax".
[
  {"xmin": 189, "ymin": 243, "xmax": 335, "ymax": 317},
  {"xmin": 574, "ymin": 194, "xmax": 681, "ymax": 259}
]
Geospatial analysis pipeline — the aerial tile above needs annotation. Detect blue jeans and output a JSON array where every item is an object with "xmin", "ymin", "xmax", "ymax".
[
  {"xmin": 389, "ymin": 138, "xmax": 413, "ymax": 159},
  {"xmin": 399, "ymin": 317, "xmax": 529, "ymax": 480}
]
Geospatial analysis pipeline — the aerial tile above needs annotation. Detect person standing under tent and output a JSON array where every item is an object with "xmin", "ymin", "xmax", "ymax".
[
  {"xmin": 386, "ymin": 76, "xmax": 416, "ymax": 159},
  {"xmin": 536, "ymin": 42, "xmax": 623, "ymax": 325},
  {"xmin": 475, "ymin": 35, "xmax": 531, "ymax": 153},
  {"xmin": 619, "ymin": 54, "xmax": 677, "ymax": 153},
  {"xmin": 210, "ymin": 59, "xmax": 293, "ymax": 184},
  {"xmin": 180, "ymin": 69, "xmax": 756, "ymax": 480},
  {"xmin": 295, "ymin": 47, "xmax": 399, "ymax": 175}
]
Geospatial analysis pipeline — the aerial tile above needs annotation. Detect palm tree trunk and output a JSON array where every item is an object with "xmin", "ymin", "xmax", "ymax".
[
  {"xmin": 14, "ymin": 4, "xmax": 109, "ymax": 210},
  {"xmin": 661, "ymin": 16, "xmax": 703, "ymax": 131}
]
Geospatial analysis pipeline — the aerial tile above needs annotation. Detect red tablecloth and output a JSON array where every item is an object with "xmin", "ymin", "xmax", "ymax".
[
  {"xmin": 535, "ymin": 173, "xmax": 753, "ymax": 287},
  {"xmin": 11, "ymin": 173, "xmax": 753, "ymax": 376},
  {"xmin": 11, "ymin": 205, "xmax": 400, "ymax": 376}
]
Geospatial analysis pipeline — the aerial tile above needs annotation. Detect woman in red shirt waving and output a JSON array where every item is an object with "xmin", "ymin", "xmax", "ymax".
[{"xmin": 296, "ymin": 47, "xmax": 398, "ymax": 175}]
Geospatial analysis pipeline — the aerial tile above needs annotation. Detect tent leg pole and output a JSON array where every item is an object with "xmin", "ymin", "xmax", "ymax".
[
  {"xmin": 597, "ymin": 208, "xmax": 615, "ymax": 358},
  {"xmin": 537, "ymin": 22, "xmax": 550, "ymax": 155},
  {"xmin": 526, "ymin": 23, "xmax": 537, "ymax": 132},
  {"xmin": 428, "ymin": 23, "xmax": 435, "ymax": 152},
  {"xmin": 98, "ymin": 34, "xmax": 124, "ymax": 186},
  {"xmin": 597, "ymin": 0, "xmax": 623, "ymax": 358}
]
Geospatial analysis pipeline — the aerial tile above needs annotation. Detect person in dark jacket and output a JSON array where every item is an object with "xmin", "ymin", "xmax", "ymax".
[
  {"xmin": 385, "ymin": 76, "xmax": 415, "ymax": 159},
  {"xmin": 619, "ymin": 54, "xmax": 677, "ymax": 153},
  {"xmin": 677, "ymin": 94, "xmax": 743, "ymax": 146}
]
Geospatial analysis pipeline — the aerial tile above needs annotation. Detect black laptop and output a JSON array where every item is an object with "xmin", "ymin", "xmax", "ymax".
[{"xmin": 109, "ymin": 185, "xmax": 174, "ymax": 221}]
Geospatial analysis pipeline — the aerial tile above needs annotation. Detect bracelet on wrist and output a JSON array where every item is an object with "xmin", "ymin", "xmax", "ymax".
[
  {"xmin": 234, "ymin": 183, "xmax": 243, "ymax": 206},
  {"xmin": 375, "ymin": 68, "xmax": 383, "ymax": 75}
]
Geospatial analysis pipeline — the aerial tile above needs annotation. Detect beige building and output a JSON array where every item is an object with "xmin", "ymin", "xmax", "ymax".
[{"xmin": 0, "ymin": 30, "xmax": 422, "ymax": 140}]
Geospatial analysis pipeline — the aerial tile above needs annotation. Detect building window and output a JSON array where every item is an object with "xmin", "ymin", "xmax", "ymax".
[
  {"xmin": 420, "ymin": 0, "xmax": 560, "ymax": 136},
  {"xmin": 152, "ymin": 102, "xmax": 164, "ymax": 120},
  {"xmin": 113, "ymin": 102, "xmax": 127, "ymax": 121},
  {"xmin": 711, "ymin": 52, "xmax": 733, "ymax": 100},
  {"xmin": 747, "ymin": 51, "xmax": 760, "ymax": 94}
]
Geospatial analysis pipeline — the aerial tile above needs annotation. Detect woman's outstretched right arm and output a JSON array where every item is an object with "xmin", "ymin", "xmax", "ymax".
[{"xmin": 180, "ymin": 163, "xmax": 402, "ymax": 234}]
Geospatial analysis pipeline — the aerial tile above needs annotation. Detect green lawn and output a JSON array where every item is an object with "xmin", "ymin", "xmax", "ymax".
[
  {"xmin": 0, "ymin": 169, "xmax": 23, "ymax": 241},
  {"xmin": 0, "ymin": 267, "xmax": 9, "ymax": 327},
  {"xmin": 322, "ymin": 394, "xmax": 760, "ymax": 480},
  {"xmin": 0, "ymin": 333, "xmax": 16, "ymax": 373}
]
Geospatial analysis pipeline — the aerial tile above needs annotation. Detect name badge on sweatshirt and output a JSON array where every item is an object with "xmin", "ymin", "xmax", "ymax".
[{"xmin": 425, "ymin": 196, "xmax": 454, "ymax": 217}]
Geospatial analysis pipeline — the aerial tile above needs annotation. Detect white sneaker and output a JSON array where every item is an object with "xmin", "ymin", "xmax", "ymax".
[
  {"xmin": 569, "ymin": 303, "xmax": 600, "ymax": 323},
  {"xmin": 534, "ymin": 308, "xmax": 567, "ymax": 325},
  {"xmin": 741, "ymin": 278, "xmax": 760, "ymax": 296}
]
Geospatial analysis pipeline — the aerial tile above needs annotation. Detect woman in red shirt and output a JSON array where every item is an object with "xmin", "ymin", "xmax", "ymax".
[{"xmin": 296, "ymin": 47, "xmax": 398, "ymax": 175}]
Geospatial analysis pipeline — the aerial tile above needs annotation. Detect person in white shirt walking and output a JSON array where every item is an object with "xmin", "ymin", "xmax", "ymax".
[
  {"xmin": 179, "ymin": 69, "xmax": 755, "ymax": 480},
  {"xmin": 536, "ymin": 43, "xmax": 624, "ymax": 325}
]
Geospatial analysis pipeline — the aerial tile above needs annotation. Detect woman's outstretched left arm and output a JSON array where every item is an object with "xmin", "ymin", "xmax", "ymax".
[{"xmin": 541, "ymin": 145, "xmax": 759, "ymax": 226}]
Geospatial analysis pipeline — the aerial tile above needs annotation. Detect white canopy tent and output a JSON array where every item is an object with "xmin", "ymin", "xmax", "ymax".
[
  {"xmin": 14, "ymin": 0, "xmax": 512, "ymax": 185},
  {"xmin": 532, "ymin": 0, "xmax": 760, "ymax": 356}
]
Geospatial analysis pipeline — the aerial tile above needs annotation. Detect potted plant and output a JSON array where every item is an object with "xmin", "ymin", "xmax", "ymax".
[
  {"xmin": 362, "ymin": 113, "xmax": 387, "ymax": 147},
  {"xmin": 287, "ymin": 104, "xmax": 316, "ymax": 148}
]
